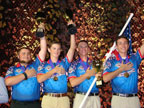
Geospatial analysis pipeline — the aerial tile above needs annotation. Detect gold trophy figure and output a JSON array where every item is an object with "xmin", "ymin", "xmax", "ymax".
[
  {"xmin": 62, "ymin": 9, "xmax": 77, "ymax": 35},
  {"xmin": 92, "ymin": 60, "xmax": 103, "ymax": 88}
]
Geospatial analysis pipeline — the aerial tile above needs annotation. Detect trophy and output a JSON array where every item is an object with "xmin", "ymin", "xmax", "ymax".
[
  {"xmin": 92, "ymin": 60, "xmax": 103, "ymax": 88},
  {"xmin": 63, "ymin": 9, "xmax": 77, "ymax": 35},
  {"xmin": 35, "ymin": 11, "xmax": 46, "ymax": 38}
]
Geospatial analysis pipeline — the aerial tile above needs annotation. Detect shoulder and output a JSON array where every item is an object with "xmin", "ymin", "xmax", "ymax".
[
  {"xmin": 71, "ymin": 59, "xmax": 79, "ymax": 65},
  {"xmin": 8, "ymin": 66, "xmax": 16, "ymax": 70}
]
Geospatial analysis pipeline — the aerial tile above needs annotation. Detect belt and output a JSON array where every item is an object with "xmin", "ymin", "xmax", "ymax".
[
  {"xmin": 77, "ymin": 92, "xmax": 99, "ymax": 96},
  {"xmin": 44, "ymin": 93, "xmax": 67, "ymax": 97},
  {"xmin": 113, "ymin": 93, "xmax": 137, "ymax": 97},
  {"xmin": 12, "ymin": 100, "xmax": 40, "ymax": 104}
]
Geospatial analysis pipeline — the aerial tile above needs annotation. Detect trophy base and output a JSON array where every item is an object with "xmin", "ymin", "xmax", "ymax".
[{"xmin": 96, "ymin": 80, "xmax": 103, "ymax": 88}]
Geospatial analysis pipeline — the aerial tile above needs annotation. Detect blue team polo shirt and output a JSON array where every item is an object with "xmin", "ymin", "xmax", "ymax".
[
  {"xmin": 37, "ymin": 56, "xmax": 71, "ymax": 93},
  {"xmin": 5, "ymin": 56, "xmax": 42, "ymax": 101},
  {"xmin": 103, "ymin": 49, "xmax": 143, "ymax": 94},
  {"xmin": 68, "ymin": 58, "xmax": 99, "ymax": 93}
]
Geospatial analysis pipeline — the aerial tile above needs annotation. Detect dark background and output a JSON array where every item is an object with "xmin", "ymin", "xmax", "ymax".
[{"xmin": 0, "ymin": 0, "xmax": 144, "ymax": 108}]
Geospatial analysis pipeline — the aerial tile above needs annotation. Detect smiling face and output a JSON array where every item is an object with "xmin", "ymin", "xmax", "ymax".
[
  {"xmin": 18, "ymin": 48, "xmax": 32, "ymax": 64},
  {"xmin": 48, "ymin": 43, "xmax": 61, "ymax": 59},
  {"xmin": 116, "ymin": 37, "xmax": 129, "ymax": 55},
  {"xmin": 77, "ymin": 41, "xmax": 89, "ymax": 57}
]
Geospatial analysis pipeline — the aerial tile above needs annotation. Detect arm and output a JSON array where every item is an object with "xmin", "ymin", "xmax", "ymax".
[
  {"xmin": 103, "ymin": 61, "xmax": 133, "ymax": 83},
  {"xmin": 66, "ymin": 21, "xmax": 76, "ymax": 62},
  {"xmin": 5, "ymin": 68, "xmax": 36, "ymax": 86},
  {"xmin": 140, "ymin": 43, "xmax": 144, "ymax": 57},
  {"xmin": 37, "ymin": 65, "xmax": 65, "ymax": 83},
  {"xmin": 0, "ymin": 77, "xmax": 8, "ymax": 104},
  {"xmin": 69, "ymin": 67, "xmax": 96, "ymax": 87},
  {"xmin": 38, "ymin": 23, "xmax": 47, "ymax": 61}
]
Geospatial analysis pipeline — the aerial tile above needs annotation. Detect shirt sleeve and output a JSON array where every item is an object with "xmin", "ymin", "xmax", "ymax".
[
  {"xmin": 32, "ymin": 56, "xmax": 44, "ymax": 72},
  {"xmin": 0, "ymin": 77, "xmax": 8, "ymax": 104},
  {"xmin": 103, "ymin": 59, "xmax": 113, "ymax": 76},
  {"xmin": 61, "ymin": 56, "xmax": 71, "ymax": 71},
  {"xmin": 68, "ymin": 62, "xmax": 77, "ymax": 79},
  {"xmin": 5, "ymin": 66, "xmax": 15, "ymax": 79}
]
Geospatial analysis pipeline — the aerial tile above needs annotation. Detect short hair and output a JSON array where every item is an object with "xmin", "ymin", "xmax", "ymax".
[
  {"xmin": 17, "ymin": 47, "xmax": 31, "ymax": 54},
  {"xmin": 116, "ymin": 35, "xmax": 129, "ymax": 45},
  {"xmin": 77, "ymin": 40, "xmax": 88, "ymax": 46},
  {"xmin": 48, "ymin": 41, "xmax": 62, "ymax": 48}
]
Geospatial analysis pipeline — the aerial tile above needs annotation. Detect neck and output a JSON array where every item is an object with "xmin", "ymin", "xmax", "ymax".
[
  {"xmin": 80, "ymin": 56, "xmax": 88, "ymax": 62},
  {"xmin": 119, "ymin": 52, "xmax": 127, "ymax": 58},
  {"xmin": 50, "ymin": 56, "xmax": 58, "ymax": 63},
  {"xmin": 20, "ymin": 63, "xmax": 28, "ymax": 67}
]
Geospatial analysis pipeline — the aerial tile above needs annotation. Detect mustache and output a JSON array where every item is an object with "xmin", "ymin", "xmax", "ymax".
[{"xmin": 19, "ymin": 60, "xmax": 32, "ymax": 64}]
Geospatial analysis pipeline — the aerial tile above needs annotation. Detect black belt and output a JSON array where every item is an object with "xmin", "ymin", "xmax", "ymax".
[
  {"xmin": 113, "ymin": 93, "xmax": 137, "ymax": 97},
  {"xmin": 77, "ymin": 92, "xmax": 99, "ymax": 96},
  {"xmin": 12, "ymin": 100, "xmax": 40, "ymax": 104}
]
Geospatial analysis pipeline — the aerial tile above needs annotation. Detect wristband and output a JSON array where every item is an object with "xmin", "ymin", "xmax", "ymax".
[{"xmin": 23, "ymin": 72, "xmax": 28, "ymax": 80}]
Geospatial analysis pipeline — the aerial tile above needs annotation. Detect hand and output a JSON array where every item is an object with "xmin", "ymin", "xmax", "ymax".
[
  {"xmin": 85, "ymin": 67, "xmax": 96, "ymax": 77},
  {"xmin": 25, "ymin": 68, "xmax": 36, "ymax": 78},
  {"xmin": 120, "ymin": 61, "xmax": 133, "ymax": 72},
  {"xmin": 54, "ymin": 65, "xmax": 65, "ymax": 74},
  {"xmin": 38, "ymin": 23, "xmax": 45, "ymax": 31},
  {"xmin": 95, "ymin": 72, "xmax": 102, "ymax": 80},
  {"xmin": 67, "ymin": 20, "xmax": 75, "ymax": 26}
]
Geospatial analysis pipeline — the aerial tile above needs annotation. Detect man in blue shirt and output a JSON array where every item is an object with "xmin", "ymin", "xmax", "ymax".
[
  {"xmin": 103, "ymin": 36, "xmax": 144, "ymax": 108},
  {"xmin": 37, "ymin": 21, "xmax": 76, "ymax": 108},
  {"xmin": 0, "ymin": 76, "xmax": 8, "ymax": 104},
  {"xmin": 68, "ymin": 40, "xmax": 101, "ymax": 108},
  {"xmin": 5, "ymin": 23, "xmax": 47, "ymax": 108}
]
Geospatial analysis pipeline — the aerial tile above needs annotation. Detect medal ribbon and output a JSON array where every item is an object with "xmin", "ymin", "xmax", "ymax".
[
  {"xmin": 118, "ymin": 54, "xmax": 129, "ymax": 77},
  {"xmin": 118, "ymin": 54, "xmax": 129, "ymax": 64},
  {"xmin": 79, "ymin": 58, "xmax": 90, "ymax": 71},
  {"xmin": 49, "ymin": 59, "xmax": 60, "ymax": 76}
]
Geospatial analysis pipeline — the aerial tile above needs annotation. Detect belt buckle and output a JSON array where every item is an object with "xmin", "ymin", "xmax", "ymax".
[
  {"xmin": 82, "ymin": 93, "xmax": 85, "ymax": 95},
  {"xmin": 119, "ymin": 93, "xmax": 127, "ymax": 97},
  {"xmin": 94, "ymin": 93, "xmax": 97, "ymax": 96},
  {"xmin": 60, "ymin": 93, "xmax": 62, "ymax": 97}
]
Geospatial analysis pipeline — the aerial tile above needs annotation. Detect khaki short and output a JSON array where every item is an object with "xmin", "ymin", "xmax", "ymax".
[
  {"xmin": 73, "ymin": 93, "xmax": 101, "ymax": 108},
  {"xmin": 111, "ymin": 95, "xmax": 140, "ymax": 108},
  {"xmin": 41, "ymin": 95, "xmax": 70, "ymax": 108}
]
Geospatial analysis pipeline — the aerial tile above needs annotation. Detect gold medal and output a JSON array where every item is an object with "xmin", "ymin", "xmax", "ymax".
[
  {"xmin": 87, "ymin": 76, "xmax": 90, "ymax": 80},
  {"xmin": 53, "ymin": 76, "xmax": 58, "ymax": 81},
  {"xmin": 124, "ymin": 72, "xmax": 129, "ymax": 78}
]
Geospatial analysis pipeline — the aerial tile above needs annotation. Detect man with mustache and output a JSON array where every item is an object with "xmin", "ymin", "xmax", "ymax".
[{"xmin": 5, "ymin": 23, "xmax": 47, "ymax": 108}]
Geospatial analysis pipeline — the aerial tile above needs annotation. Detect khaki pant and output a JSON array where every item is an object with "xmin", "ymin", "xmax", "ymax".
[
  {"xmin": 42, "ymin": 95, "xmax": 70, "ymax": 108},
  {"xmin": 73, "ymin": 93, "xmax": 101, "ymax": 108},
  {"xmin": 111, "ymin": 95, "xmax": 141, "ymax": 108}
]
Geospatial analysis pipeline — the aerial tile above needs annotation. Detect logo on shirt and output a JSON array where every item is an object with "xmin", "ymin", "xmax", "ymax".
[
  {"xmin": 69, "ymin": 67, "xmax": 74, "ymax": 73},
  {"xmin": 46, "ymin": 66, "xmax": 52, "ymax": 71},
  {"xmin": 16, "ymin": 69, "xmax": 22, "ymax": 73},
  {"xmin": 38, "ymin": 66, "xmax": 43, "ymax": 71},
  {"xmin": 115, "ymin": 63, "xmax": 121, "ymax": 68},
  {"xmin": 78, "ymin": 66, "xmax": 84, "ymax": 70}
]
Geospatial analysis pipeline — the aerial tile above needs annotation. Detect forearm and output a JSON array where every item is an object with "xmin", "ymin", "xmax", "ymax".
[
  {"xmin": 37, "ymin": 70, "xmax": 55, "ymax": 83},
  {"xmin": 140, "ymin": 44, "xmax": 144, "ymax": 57},
  {"xmin": 67, "ymin": 35, "xmax": 76, "ymax": 62},
  {"xmin": 5, "ymin": 74, "xmax": 25, "ymax": 86},
  {"xmin": 103, "ymin": 68, "xmax": 123, "ymax": 83},
  {"xmin": 70, "ymin": 34, "xmax": 76, "ymax": 50},
  {"xmin": 38, "ymin": 36, "xmax": 47, "ymax": 61},
  {"xmin": 69, "ymin": 74, "xmax": 88, "ymax": 87}
]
